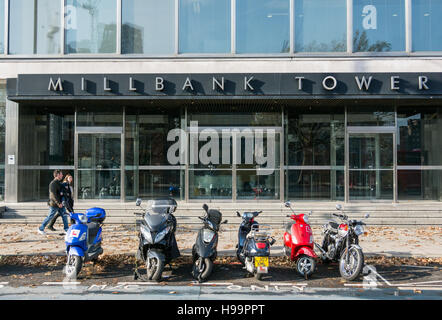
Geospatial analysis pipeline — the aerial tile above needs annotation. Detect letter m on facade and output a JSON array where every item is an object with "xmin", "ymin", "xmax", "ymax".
[{"xmin": 48, "ymin": 77, "xmax": 64, "ymax": 92}]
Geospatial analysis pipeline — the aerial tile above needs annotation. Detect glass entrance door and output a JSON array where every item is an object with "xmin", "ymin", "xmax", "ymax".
[
  {"xmin": 348, "ymin": 132, "xmax": 394, "ymax": 200},
  {"xmin": 76, "ymin": 133, "xmax": 122, "ymax": 200}
]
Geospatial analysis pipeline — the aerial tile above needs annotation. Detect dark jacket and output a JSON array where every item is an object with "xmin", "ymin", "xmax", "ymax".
[
  {"xmin": 48, "ymin": 179, "xmax": 63, "ymax": 208},
  {"xmin": 61, "ymin": 182, "xmax": 74, "ymax": 211}
]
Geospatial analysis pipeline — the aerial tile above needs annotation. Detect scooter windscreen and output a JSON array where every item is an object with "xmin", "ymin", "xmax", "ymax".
[{"xmin": 144, "ymin": 213, "xmax": 168, "ymax": 232}]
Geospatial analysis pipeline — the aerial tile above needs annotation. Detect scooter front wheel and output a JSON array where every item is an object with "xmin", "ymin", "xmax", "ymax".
[
  {"xmin": 192, "ymin": 257, "xmax": 214, "ymax": 283},
  {"xmin": 339, "ymin": 246, "xmax": 364, "ymax": 281},
  {"xmin": 296, "ymin": 255, "xmax": 315, "ymax": 279},
  {"xmin": 65, "ymin": 254, "xmax": 82, "ymax": 280},
  {"xmin": 147, "ymin": 257, "xmax": 165, "ymax": 282}
]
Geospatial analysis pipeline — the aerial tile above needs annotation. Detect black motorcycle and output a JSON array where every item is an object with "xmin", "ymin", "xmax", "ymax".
[
  {"xmin": 236, "ymin": 211, "xmax": 276, "ymax": 280},
  {"xmin": 315, "ymin": 204, "xmax": 370, "ymax": 281},
  {"xmin": 191, "ymin": 204, "xmax": 228, "ymax": 282},
  {"xmin": 134, "ymin": 198, "xmax": 180, "ymax": 282}
]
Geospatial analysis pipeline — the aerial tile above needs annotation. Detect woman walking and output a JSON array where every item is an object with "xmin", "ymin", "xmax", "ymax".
[{"xmin": 47, "ymin": 173, "xmax": 74, "ymax": 231}]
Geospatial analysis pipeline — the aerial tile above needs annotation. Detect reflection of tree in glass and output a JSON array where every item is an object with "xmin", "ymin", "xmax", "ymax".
[
  {"xmin": 300, "ymin": 34, "xmax": 346, "ymax": 52},
  {"xmin": 353, "ymin": 30, "xmax": 391, "ymax": 52}
]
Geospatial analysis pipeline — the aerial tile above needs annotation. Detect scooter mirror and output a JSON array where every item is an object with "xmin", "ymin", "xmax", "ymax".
[
  {"xmin": 336, "ymin": 204, "xmax": 342, "ymax": 211},
  {"xmin": 364, "ymin": 213, "xmax": 370, "ymax": 219},
  {"xmin": 135, "ymin": 198, "xmax": 142, "ymax": 206},
  {"xmin": 236, "ymin": 211, "xmax": 241, "ymax": 217},
  {"xmin": 284, "ymin": 201, "xmax": 291, "ymax": 208},
  {"xmin": 202, "ymin": 204, "xmax": 209, "ymax": 212}
]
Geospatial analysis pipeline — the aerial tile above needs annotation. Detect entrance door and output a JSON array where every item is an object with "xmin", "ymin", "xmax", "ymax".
[
  {"xmin": 75, "ymin": 130, "xmax": 122, "ymax": 200},
  {"xmin": 347, "ymin": 130, "xmax": 395, "ymax": 201}
]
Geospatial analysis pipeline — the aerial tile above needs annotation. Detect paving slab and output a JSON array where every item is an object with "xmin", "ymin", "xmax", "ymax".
[{"xmin": 0, "ymin": 224, "xmax": 441, "ymax": 258}]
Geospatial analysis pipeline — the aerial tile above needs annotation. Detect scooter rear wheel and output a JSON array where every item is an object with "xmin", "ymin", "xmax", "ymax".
[
  {"xmin": 147, "ymin": 257, "xmax": 164, "ymax": 282},
  {"xmin": 65, "ymin": 255, "xmax": 82, "ymax": 280},
  {"xmin": 296, "ymin": 255, "xmax": 315, "ymax": 279},
  {"xmin": 255, "ymin": 272, "xmax": 264, "ymax": 281}
]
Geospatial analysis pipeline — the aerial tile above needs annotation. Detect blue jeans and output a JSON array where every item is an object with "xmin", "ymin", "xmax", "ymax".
[{"xmin": 39, "ymin": 206, "xmax": 69, "ymax": 232}]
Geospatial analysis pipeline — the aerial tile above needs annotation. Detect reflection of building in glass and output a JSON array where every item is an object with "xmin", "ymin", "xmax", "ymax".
[{"xmin": 122, "ymin": 23, "xmax": 144, "ymax": 54}]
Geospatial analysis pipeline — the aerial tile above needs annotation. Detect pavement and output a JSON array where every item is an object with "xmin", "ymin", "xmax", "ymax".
[{"xmin": 0, "ymin": 223, "xmax": 441, "ymax": 258}]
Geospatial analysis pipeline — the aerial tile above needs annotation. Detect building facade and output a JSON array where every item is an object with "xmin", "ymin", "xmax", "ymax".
[{"xmin": 1, "ymin": 0, "xmax": 442, "ymax": 203}]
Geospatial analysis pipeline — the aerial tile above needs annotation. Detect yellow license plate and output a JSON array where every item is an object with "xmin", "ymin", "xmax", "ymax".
[{"xmin": 255, "ymin": 257, "xmax": 269, "ymax": 267}]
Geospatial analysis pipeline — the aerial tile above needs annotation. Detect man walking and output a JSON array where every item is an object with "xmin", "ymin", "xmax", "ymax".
[{"xmin": 37, "ymin": 170, "xmax": 69, "ymax": 235}]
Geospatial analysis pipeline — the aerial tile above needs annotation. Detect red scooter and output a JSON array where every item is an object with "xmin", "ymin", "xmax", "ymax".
[{"xmin": 283, "ymin": 201, "xmax": 317, "ymax": 279}]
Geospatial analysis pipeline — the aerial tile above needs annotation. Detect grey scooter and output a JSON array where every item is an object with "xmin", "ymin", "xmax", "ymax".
[{"xmin": 191, "ymin": 204, "xmax": 228, "ymax": 283}]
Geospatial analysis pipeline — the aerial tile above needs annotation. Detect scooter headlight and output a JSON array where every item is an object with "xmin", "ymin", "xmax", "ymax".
[
  {"xmin": 79, "ymin": 214, "xmax": 87, "ymax": 224},
  {"xmin": 202, "ymin": 229, "xmax": 215, "ymax": 244},
  {"xmin": 140, "ymin": 225, "xmax": 153, "ymax": 243},
  {"xmin": 155, "ymin": 226, "xmax": 171, "ymax": 243},
  {"xmin": 354, "ymin": 225, "xmax": 364, "ymax": 236}
]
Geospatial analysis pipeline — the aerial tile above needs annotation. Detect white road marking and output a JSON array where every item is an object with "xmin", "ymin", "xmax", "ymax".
[
  {"xmin": 398, "ymin": 287, "xmax": 442, "ymax": 291},
  {"xmin": 117, "ymin": 282, "xmax": 162, "ymax": 286},
  {"xmin": 393, "ymin": 280, "xmax": 442, "ymax": 286},
  {"xmin": 365, "ymin": 265, "xmax": 392, "ymax": 286},
  {"xmin": 190, "ymin": 282, "xmax": 234, "ymax": 286},
  {"xmin": 269, "ymin": 282, "xmax": 308, "ymax": 287},
  {"xmin": 43, "ymin": 282, "xmax": 81, "ymax": 286}
]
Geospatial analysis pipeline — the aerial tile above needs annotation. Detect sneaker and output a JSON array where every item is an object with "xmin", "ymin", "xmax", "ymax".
[
  {"xmin": 37, "ymin": 229, "xmax": 46, "ymax": 236},
  {"xmin": 47, "ymin": 226, "xmax": 56, "ymax": 232}
]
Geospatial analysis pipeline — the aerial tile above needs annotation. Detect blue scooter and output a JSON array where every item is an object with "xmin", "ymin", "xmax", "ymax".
[{"xmin": 64, "ymin": 203, "xmax": 106, "ymax": 280}]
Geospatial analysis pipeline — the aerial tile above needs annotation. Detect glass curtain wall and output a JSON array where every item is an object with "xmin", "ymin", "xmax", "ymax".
[
  {"xmin": 125, "ymin": 107, "xmax": 185, "ymax": 200},
  {"xmin": 236, "ymin": 0, "xmax": 290, "ymax": 54},
  {"xmin": 0, "ymin": 82, "xmax": 5, "ymax": 200},
  {"xmin": 295, "ymin": 0, "xmax": 347, "ymax": 52},
  {"xmin": 0, "ymin": 0, "xmax": 4, "ymax": 54},
  {"xmin": 17, "ymin": 105, "xmax": 75, "ymax": 201},
  {"xmin": 8, "ymin": 0, "xmax": 61, "ymax": 55},
  {"xmin": 65, "ymin": 0, "xmax": 117, "ymax": 54},
  {"xmin": 397, "ymin": 106, "xmax": 442, "ymax": 200},
  {"xmin": 179, "ymin": 0, "xmax": 231, "ymax": 53},
  {"xmin": 412, "ymin": 0, "xmax": 442, "ymax": 52},
  {"xmin": 122, "ymin": 0, "xmax": 175, "ymax": 54},
  {"xmin": 1, "ymin": 0, "xmax": 442, "ymax": 55},
  {"xmin": 286, "ymin": 106, "xmax": 345, "ymax": 200},
  {"xmin": 353, "ymin": 0, "xmax": 405, "ymax": 52}
]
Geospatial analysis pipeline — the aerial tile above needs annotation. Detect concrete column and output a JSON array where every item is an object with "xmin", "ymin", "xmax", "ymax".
[{"xmin": 4, "ymin": 100, "xmax": 19, "ymax": 203}]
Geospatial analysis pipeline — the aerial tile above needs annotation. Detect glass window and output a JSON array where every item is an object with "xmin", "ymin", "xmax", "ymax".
[
  {"xmin": 295, "ymin": 0, "xmax": 347, "ymax": 52},
  {"xmin": 412, "ymin": 0, "xmax": 442, "ymax": 51},
  {"xmin": 126, "ymin": 170, "xmax": 184, "ymax": 200},
  {"xmin": 236, "ymin": 0, "xmax": 290, "ymax": 54},
  {"xmin": 397, "ymin": 106, "xmax": 442, "ymax": 166},
  {"xmin": 18, "ymin": 170, "xmax": 75, "ymax": 201},
  {"xmin": 122, "ymin": 0, "xmax": 175, "ymax": 54},
  {"xmin": 65, "ymin": 0, "xmax": 117, "ymax": 54},
  {"xmin": 179, "ymin": 0, "xmax": 231, "ymax": 53},
  {"xmin": 77, "ymin": 106, "xmax": 123, "ymax": 127},
  {"xmin": 347, "ymin": 105, "xmax": 395, "ymax": 126},
  {"xmin": 9, "ymin": 0, "xmax": 61, "ymax": 54},
  {"xmin": 398, "ymin": 170, "xmax": 442, "ymax": 201},
  {"xmin": 19, "ymin": 106, "xmax": 75, "ymax": 166},
  {"xmin": 287, "ymin": 107, "xmax": 345, "ymax": 166},
  {"xmin": 0, "ymin": 0, "xmax": 4, "ymax": 54},
  {"xmin": 353, "ymin": 0, "xmax": 405, "ymax": 52},
  {"xmin": 0, "ymin": 82, "xmax": 5, "ymax": 200},
  {"xmin": 287, "ymin": 170, "xmax": 345, "ymax": 200}
]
